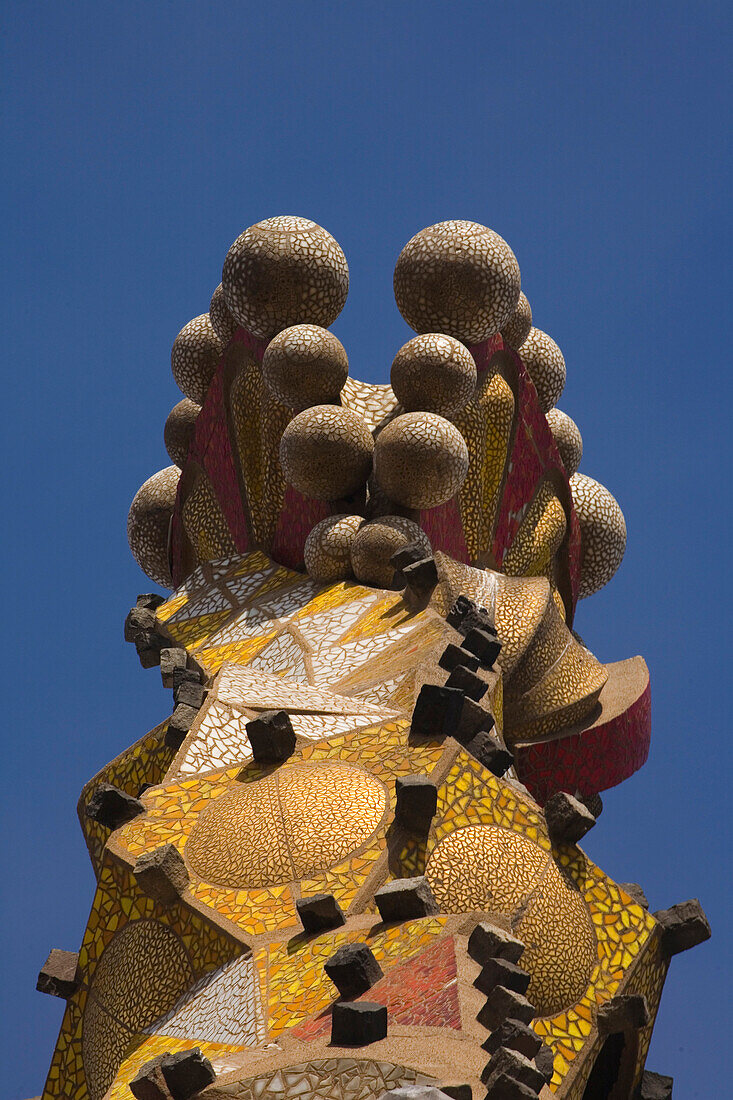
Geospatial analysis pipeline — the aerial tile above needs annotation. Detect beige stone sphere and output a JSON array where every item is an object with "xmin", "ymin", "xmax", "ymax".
[
  {"xmin": 303, "ymin": 514, "xmax": 363, "ymax": 582},
  {"xmin": 500, "ymin": 291, "xmax": 533, "ymax": 349},
  {"xmin": 373, "ymin": 412, "xmax": 469, "ymax": 510},
  {"xmin": 393, "ymin": 220, "xmax": 521, "ymax": 344},
  {"xmin": 164, "ymin": 398, "xmax": 201, "ymax": 468},
  {"xmin": 546, "ymin": 408, "xmax": 583, "ymax": 476},
  {"xmin": 170, "ymin": 314, "xmax": 222, "ymax": 405},
  {"xmin": 262, "ymin": 324, "xmax": 349, "ymax": 410},
  {"xmin": 221, "ymin": 216, "xmax": 349, "ymax": 340},
  {"xmin": 350, "ymin": 516, "xmax": 432, "ymax": 588},
  {"xmin": 279, "ymin": 405, "xmax": 374, "ymax": 501},
  {"xmin": 390, "ymin": 333, "xmax": 477, "ymax": 416},
  {"xmin": 570, "ymin": 473, "xmax": 627, "ymax": 599},
  {"xmin": 126, "ymin": 465, "xmax": 179, "ymax": 587},
  {"xmin": 520, "ymin": 327, "xmax": 566, "ymax": 413},
  {"xmin": 209, "ymin": 283, "xmax": 238, "ymax": 345}
]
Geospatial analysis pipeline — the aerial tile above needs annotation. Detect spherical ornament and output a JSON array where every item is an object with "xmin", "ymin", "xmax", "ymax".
[
  {"xmin": 570, "ymin": 473, "xmax": 627, "ymax": 599},
  {"xmin": 262, "ymin": 324, "xmax": 349, "ymax": 410},
  {"xmin": 393, "ymin": 220, "xmax": 521, "ymax": 344},
  {"xmin": 350, "ymin": 516, "xmax": 431, "ymax": 588},
  {"xmin": 209, "ymin": 283, "xmax": 238, "ymax": 345},
  {"xmin": 222, "ymin": 216, "xmax": 349, "ymax": 340},
  {"xmin": 164, "ymin": 398, "xmax": 201, "ymax": 468},
  {"xmin": 170, "ymin": 314, "xmax": 222, "ymax": 404},
  {"xmin": 500, "ymin": 291, "xmax": 533, "ymax": 349},
  {"xmin": 373, "ymin": 412, "xmax": 469, "ymax": 510},
  {"xmin": 279, "ymin": 405, "xmax": 374, "ymax": 501},
  {"xmin": 390, "ymin": 333, "xmax": 477, "ymax": 416},
  {"xmin": 127, "ymin": 466, "xmax": 179, "ymax": 588},
  {"xmin": 303, "ymin": 514, "xmax": 363, "ymax": 582},
  {"xmin": 546, "ymin": 408, "xmax": 583, "ymax": 476},
  {"xmin": 520, "ymin": 327, "xmax": 566, "ymax": 413}
]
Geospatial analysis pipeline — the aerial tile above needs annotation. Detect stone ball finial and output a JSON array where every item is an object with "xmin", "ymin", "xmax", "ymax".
[
  {"xmin": 350, "ymin": 516, "xmax": 431, "ymax": 588},
  {"xmin": 393, "ymin": 220, "xmax": 521, "ymax": 344},
  {"xmin": 303, "ymin": 514, "xmax": 363, "ymax": 582},
  {"xmin": 279, "ymin": 405, "xmax": 374, "ymax": 501},
  {"xmin": 171, "ymin": 314, "xmax": 223, "ymax": 405},
  {"xmin": 164, "ymin": 398, "xmax": 201, "ymax": 468},
  {"xmin": 500, "ymin": 290, "xmax": 533, "ymax": 349},
  {"xmin": 127, "ymin": 466, "xmax": 179, "ymax": 588},
  {"xmin": 222, "ymin": 216, "xmax": 349, "ymax": 340},
  {"xmin": 262, "ymin": 324, "xmax": 349, "ymax": 410},
  {"xmin": 519, "ymin": 326, "xmax": 566, "ymax": 413},
  {"xmin": 390, "ymin": 333, "xmax": 477, "ymax": 416},
  {"xmin": 570, "ymin": 472, "xmax": 627, "ymax": 598},
  {"xmin": 546, "ymin": 408, "xmax": 583, "ymax": 476},
  {"xmin": 209, "ymin": 283, "xmax": 238, "ymax": 345},
  {"xmin": 373, "ymin": 412, "xmax": 469, "ymax": 510}
]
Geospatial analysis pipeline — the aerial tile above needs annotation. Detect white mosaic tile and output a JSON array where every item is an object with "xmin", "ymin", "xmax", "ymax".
[{"xmin": 146, "ymin": 954, "xmax": 264, "ymax": 1046}]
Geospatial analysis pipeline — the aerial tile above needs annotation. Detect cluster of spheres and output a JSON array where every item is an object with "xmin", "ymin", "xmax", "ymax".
[{"xmin": 127, "ymin": 215, "xmax": 627, "ymax": 598}]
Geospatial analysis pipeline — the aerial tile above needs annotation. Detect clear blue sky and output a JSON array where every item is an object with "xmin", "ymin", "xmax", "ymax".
[{"xmin": 2, "ymin": 2, "xmax": 730, "ymax": 1096}]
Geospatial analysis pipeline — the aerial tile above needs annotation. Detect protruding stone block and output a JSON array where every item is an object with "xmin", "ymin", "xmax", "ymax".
[
  {"xmin": 137, "ymin": 593, "xmax": 166, "ymax": 610},
  {"xmin": 597, "ymin": 994, "xmax": 650, "ymax": 1035},
  {"xmin": 129, "ymin": 1059, "xmax": 171, "ymax": 1100},
  {"xmin": 544, "ymin": 791, "xmax": 596, "ymax": 844},
  {"xmin": 402, "ymin": 556, "xmax": 438, "ymax": 598},
  {"xmin": 131, "ymin": 1048, "xmax": 215, "ymax": 1100},
  {"xmin": 654, "ymin": 899, "xmax": 711, "ymax": 957},
  {"xmin": 160, "ymin": 648, "xmax": 187, "ymax": 689},
  {"xmin": 482, "ymin": 1047, "xmax": 545, "ymax": 1092},
  {"xmin": 375, "ymin": 876, "xmax": 439, "ymax": 921},
  {"xmin": 296, "ymin": 893, "xmax": 346, "ymax": 934},
  {"xmin": 468, "ymin": 922, "xmax": 525, "ymax": 965},
  {"xmin": 85, "ymin": 783, "xmax": 145, "ymax": 830},
  {"xmin": 133, "ymin": 844, "xmax": 190, "ymax": 905},
  {"xmin": 245, "ymin": 710, "xmax": 296, "ymax": 763},
  {"xmin": 464, "ymin": 729, "xmax": 513, "ymax": 777},
  {"xmin": 438, "ymin": 643, "xmax": 480, "ymax": 674},
  {"xmin": 474, "ymin": 957, "xmax": 531, "ymax": 997},
  {"xmin": 481, "ymin": 1019, "xmax": 541, "ymax": 1060},
  {"xmin": 483, "ymin": 1074, "xmax": 538, "ymax": 1099},
  {"xmin": 136, "ymin": 632, "xmax": 166, "ymax": 668},
  {"xmin": 411, "ymin": 684, "xmax": 464, "ymax": 738},
  {"xmin": 36, "ymin": 949, "xmax": 79, "ymax": 998},
  {"xmin": 174, "ymin": 680, "xmax": 207, "ymax": 710},
  {"xmin": 166, "ymin": 704, "xmax": 199, "ymax": 749},
  {"xmin": 477, "ymin": 986, "xmax": 535, "ymax": 1030},
  {"xmin": 620, "ymin": 882, "xmax": 649, "ymax": 909},
  {"xmin": 172, "ymin": 667, "xmax": 201, "ymax": 693},
  {"xmin": 446, "ymin": 664, "xmax": 489, "ymax": 701},
  {"xmin": 462, "ymin": 627, "xmax": 502, "ymax": 669},
  {"xmin": 446, "ymin": 596, "xmax": 494, "ymax": 637},
  {"xmin": 533, "ymin": 1042, "xmax": 554, "ymax": 1084},
  {"xmin": 331, "ymin": 1001, "xmax": 388, "ymax": 1046},
  {"xmin": 439, "ymin": 1087, "xmax": 472, "ymax": 1100},
  {"xmin": 579, "ymin": 791, "xmax": 603, "ymax": 818},
  {"xmin": 391, "ymin": 542, "xmax": 431, "ymax": 586},
  {"xmin": 455, "ymin": 696, "xmax": 492, "ymax": 742},
  {"xmin": 639, "ymin": 1070, "xmax": 674, "ymax": 1098},
  {"xmin": 394, "ymin": 775, "xmax": 438, "ymax": 833},
  {"xmin": 125, "ymin": 606, "xmax": 156, "ymax": 642},
  {"xmin": 325, "ymin": 942, "xmax": 384, "ymax": 998}
]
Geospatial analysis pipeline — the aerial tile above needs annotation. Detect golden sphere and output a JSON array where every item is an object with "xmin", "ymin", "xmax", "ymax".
[
  {"xmin": 209, "ymin": 283, "xmax": 238, "ymax": 345},
  {"xmin": 520, "ymin": 327, "xmax": 566, "ymax": 413},
  {"xmin": 373, "ymin": 412, "xmax": 469, "ymax": 510},
  {"xmin": 425, "ymin": 824, "xmax": 597, "ymax": 1016},
  {"xmin": 390, "ymin": 333, "xmax": 477, "ymax": 416},
  {"xmin": 500, "ymin": 291, "xmax": 533, "ymax": 349},
  {"xmin": 279, "ymin": 405, "xmax": 374, "ymax": 501},
  {"xmin": 303, "ymin": 514, "xmax": 363, "ymax": 582},
  {"xmin": 164, "ymin": 397, "xmax": 200, "ymax": 468},
  {"xmin": 546, "ymin": 408, "xmax": 583, "ymax": 476},
  {"xmin": 570, "ymin": 473, "xmax": 627, "ymax": 598},
  {"xmin": 170, "ymin": 314, "xmax": 222, "ymax": 405},
  {"xmin": 262, "ymin": 324, "xmax": 349, "ymax": 410},
  {"xmin": 393, "ymin": 220, "xmax": 521, "ymax": 344},
  {"xmin": 126, "ymin": 466, "xmax": 179, "ymax": 587},
  {"xmin": 350, "ymin": 516, "xmax": 431, "ymax": 588},
  {"xmin": 222, "ymin": 216, "xmax": 349, "ymax": 340},
  {"xmin": 185, "ymin": 763, "xmax": 386, "ymax": 888}
]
